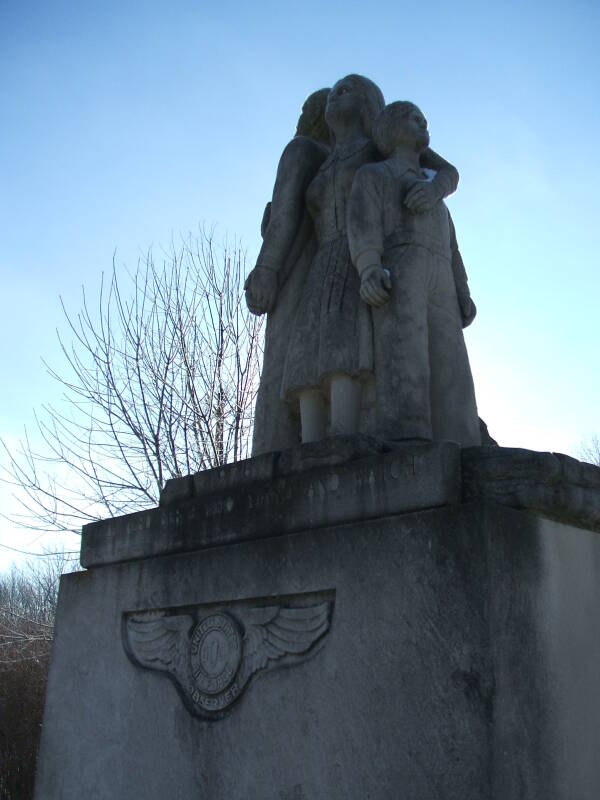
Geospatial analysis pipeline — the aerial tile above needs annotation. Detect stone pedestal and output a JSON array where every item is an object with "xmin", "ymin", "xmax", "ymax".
[{"xmin": 34, "ymin": 441, "xmax": 600, "ymax": 799}]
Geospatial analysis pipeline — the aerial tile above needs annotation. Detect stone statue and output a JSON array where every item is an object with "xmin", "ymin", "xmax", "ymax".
[
  {"xmin": 246, "ymin": 77, "xmax": 477, "ymax": 454},
  {"xmin": 276, "ymin": 74, "xmax": 385, "ymax": 446},
  {"xmin": 245, "ymin": 88, "xmax": 331, "ymax": 454},
  {"xmin": 347, "ymin": 101, "xmax": 480, "ymax": 445}
]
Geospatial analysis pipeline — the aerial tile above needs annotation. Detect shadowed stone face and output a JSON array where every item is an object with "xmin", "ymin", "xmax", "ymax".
[
  {"xmin": 296, "ymin": 88, "xmax": 330, "ymax": 144},
  {"xmin": 244, "ymin": 77, "xmax": 473, "ymax": 453},
  {"xmin": 324, "ymin": 78, "xmax": 365, "ymax": 128},
  {"xmin": 373, "ymin": 102, "xmax": 431, "ymax": 157}
]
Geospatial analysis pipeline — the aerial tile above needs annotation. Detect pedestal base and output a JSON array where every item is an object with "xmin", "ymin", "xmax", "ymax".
[{"xmin": 35, "ymin": 445, "xmax": 600, "ymax": 799}]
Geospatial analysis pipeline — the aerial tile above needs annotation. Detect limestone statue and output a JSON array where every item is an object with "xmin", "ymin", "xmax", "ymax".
[
  {"xmin": 245, "ymin": 88, "xmax": 330, "ymax": 455},
  {"xmin": 347, "ymin": 101, "xmax": 480, "ymax": 445},
  {"xmin": 245, "ymin": 76, "xmax": 479, "ymax": 453}
]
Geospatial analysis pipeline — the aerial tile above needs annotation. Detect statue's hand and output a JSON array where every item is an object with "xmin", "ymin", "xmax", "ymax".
[
  {"xmin": 244, "ymin": 265, "xmax": 278, "ymax": 316},
  {"xmin": 360, "ymin": 266, "xmax": 392, "ymax": 308},
  {"xmin": 458, "ymin": 293, "xmax": 477, "ymax": 328},
  {"xmin": 404, "ymin": 180, "xmax": 438, "ymax": 214}
]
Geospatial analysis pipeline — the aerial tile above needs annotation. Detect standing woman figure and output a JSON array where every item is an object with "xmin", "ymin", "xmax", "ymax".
[
  {"xmin": 281, "ymin": 74, "xmax": 386, "ymax": 442},
  {"xmin": 245, "ymin": 88, "xmax": 331, "ymax": 455}
]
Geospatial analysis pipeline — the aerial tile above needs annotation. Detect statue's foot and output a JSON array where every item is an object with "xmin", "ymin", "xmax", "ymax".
[{"xmin": 278, "ymin": 434, "xmax": 387, "ymax": 476}]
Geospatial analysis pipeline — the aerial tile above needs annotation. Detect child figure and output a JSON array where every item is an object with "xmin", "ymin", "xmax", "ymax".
[{"xmin": 347, "ymin": 102, "xmax": 481, "ymax": 445}]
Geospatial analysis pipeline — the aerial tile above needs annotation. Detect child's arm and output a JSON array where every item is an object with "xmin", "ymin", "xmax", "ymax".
[
  {"xmin": 448, "ymin": 213, "xmax": 477, "ymax": 328},
  {"xmin": 347, "ymin": 165, "xmax": 392, "ymax": 307}
]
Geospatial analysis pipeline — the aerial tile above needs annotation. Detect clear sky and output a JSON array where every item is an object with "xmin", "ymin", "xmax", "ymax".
[{"xmin": 1, "ymin": 0, "xmax": 599, "ymax": 568}]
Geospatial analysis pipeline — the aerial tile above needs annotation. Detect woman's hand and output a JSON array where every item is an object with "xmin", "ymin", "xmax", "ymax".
[
  {"xmin": 404, "ymin": 180, "xmax": 438, "ymax": 214},
  {"xmin": 244, "ymin": 265, "xmax": 278, "ymax": 315}
]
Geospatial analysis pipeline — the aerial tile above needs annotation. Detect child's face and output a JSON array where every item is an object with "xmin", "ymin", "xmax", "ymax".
[{"xmin": 391, "ymin": 106, "xmax": 430, "ymax": 153}]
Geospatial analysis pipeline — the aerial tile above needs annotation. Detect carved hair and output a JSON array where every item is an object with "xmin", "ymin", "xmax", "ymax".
[
  {"xmin": 372, "ymin": 101, "xmax": 421, "ymax": 156},
  {"xmin": 296, "ymin": 88, "xmax": 331, "ymax": 145},
  {"xmin": 339, "ymin": 74, "xmax": 385, "ymax": 139}
]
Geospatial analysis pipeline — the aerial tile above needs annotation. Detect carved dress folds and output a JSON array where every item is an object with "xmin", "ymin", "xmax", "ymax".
[
  {"xmin": 250, "ymin": 136, "xmax": 328, "ymax": 454},
  {"xmin": 280, "ymin": 139, "xmax": 377, "ymax": 401}
]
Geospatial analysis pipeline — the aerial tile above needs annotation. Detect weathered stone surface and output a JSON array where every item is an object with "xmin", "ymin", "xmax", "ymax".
[
  {"xmin": 36, "ymin": 501, "xmax": 600, "ymax": 799},
  {"xmin": 347, "ymin": 101, "xmax": 480, "ymax": 446},
  {"xmin": 276, "ymin": 432, "xmax": 388, "ymax": 475},
  {"xmin": 462, "ymin": 446, "xmax": 600, "ymax": 532},
  {"xmin": 81, "ymin": 440, "xmax": 461, "ymax": 568},
  {"xmin": 160, "ymin": 435, "xmax": 385, "ymax": 505},
  {"xmin": 161, "ymin": 451, "xmax": 279, "ymax": 505},
  {"xmin": 123, "ymin": 590, "xmax": 334, "ymax": 720},
  {"xmin": 83, "ymin": 442, "xmax": 600, "ymax": 569},
  {"xmin": 246, "ymin": 78, "xmax": 475, "ymax": 450}
]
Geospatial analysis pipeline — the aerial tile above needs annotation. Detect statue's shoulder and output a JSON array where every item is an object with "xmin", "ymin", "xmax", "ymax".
[
  {"xmin": 280, "ymin": 136, "xmax": 329, "ymax": 169},
  {"xmin": 353, "ymin": 159, "xmax": 393, "ymax": 189}
]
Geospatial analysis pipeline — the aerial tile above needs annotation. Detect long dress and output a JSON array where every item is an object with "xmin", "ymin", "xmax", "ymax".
[
  {"xmin": 280, "ymin": 137, "xmax": 378, "ymax": 401},
  {"xmin": 250, "ymin": 135, "xmax": 328, "ymax": 455}
]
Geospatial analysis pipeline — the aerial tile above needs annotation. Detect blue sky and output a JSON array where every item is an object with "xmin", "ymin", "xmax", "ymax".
[{"xmin": 1, "ymin": 0, "xmax": 599, "ymax": 567}]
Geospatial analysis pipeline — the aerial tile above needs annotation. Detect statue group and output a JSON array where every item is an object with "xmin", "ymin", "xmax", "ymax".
[{"xmin": 245, "ymin": 74, "xmax": 481, "ymax": 455}]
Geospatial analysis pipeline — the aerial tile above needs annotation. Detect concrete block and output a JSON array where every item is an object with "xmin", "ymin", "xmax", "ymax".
[
  {"xmin": 36, "ymin": 500, "xmax": 600, "ymax": 799},
  {"xmin": 81, "ymin": 441, "xmax": 461, "ymax": 568}
]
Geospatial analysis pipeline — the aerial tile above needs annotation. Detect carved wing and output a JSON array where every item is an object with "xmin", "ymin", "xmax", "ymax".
[
  {"xmin": 237, "ymin": 602, "xmax": 331, "ymax": 683},
  {"xmin": 125, "ymin": 611, "xmax": 193, "ymax": 688}
]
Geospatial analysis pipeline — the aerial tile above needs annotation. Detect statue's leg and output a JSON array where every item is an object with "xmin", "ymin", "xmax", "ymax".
[
  {"xmin": 329, "ymin": 374, "xmax": 362, "ymax": 436},
  {"xmin": 299, "ymin": 389, "xmax": 327, "ymax": 443}
]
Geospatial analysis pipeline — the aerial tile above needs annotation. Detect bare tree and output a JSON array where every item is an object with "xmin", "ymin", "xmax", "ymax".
[
  {"xmin": 0, "ymin": 552, "xmax": 71, "ymax": 663},
  {"xmin": 580, "ymin": 435, "xmax": 600, "ymax": 467},
  {"xmin": 0, "ymin": 552, "xmax": 74, "ymax": 800},
  {"xmin": 1, "ymin": 230, "xmax": 263, "ymax": 535}
]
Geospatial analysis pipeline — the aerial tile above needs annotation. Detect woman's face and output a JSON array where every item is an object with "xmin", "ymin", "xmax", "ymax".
[
  {"xmin": 325, "ymin": 78, "xmax": 363, "ymax": 129},
  {"xmin": 296, "ymin": 91, "xmax": 328, "ymax": 141}
]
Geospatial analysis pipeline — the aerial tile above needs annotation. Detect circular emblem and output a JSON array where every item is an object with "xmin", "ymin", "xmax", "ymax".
[{"xmin": 190, "ymin": 613, "xmax": 242, "ymax": 695}]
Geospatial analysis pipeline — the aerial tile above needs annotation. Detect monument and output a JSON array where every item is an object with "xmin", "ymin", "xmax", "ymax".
[{"xmin": 35, "ymin": 76, "xmax": 600, "ymax": 799}]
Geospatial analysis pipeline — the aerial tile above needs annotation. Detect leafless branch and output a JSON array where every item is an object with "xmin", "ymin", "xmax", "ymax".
[
  {"xmin": 1, "ymin": 229, "xmax": 263, "ymax": 535},
  {"xmin": 580, "ymin": 435, "xmax": 600, "ymax": 467}
]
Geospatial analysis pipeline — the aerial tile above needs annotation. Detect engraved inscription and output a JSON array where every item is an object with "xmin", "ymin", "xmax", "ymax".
[
  {"xmin": 190, "ymin": 613, "xmax": 241, "ymax": 695},
  {"xmin": 279, "ymin": 784, "xmax": 307, "ymax": 800},
  {"xmin": 189, "ymin": 681, "xmax": 241, "ymax": 712}
]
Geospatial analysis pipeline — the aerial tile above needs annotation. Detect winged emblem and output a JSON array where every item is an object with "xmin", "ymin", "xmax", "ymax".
[{"xmin": 123, "ymin": 595, "xmax": 333, "ymax": 719}]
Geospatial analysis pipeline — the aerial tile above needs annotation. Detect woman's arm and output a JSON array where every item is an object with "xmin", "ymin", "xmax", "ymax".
[
  {"xmin": 404, "ymin": 147, "xmax": 459, "ymax": 214},
  {"xmin": 420, "ymin": 147, "xmax": 459, "ymax": 199},
  {"xmin": 245, "ymin": 137, "xmax": 327, "ymax": 315}
]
